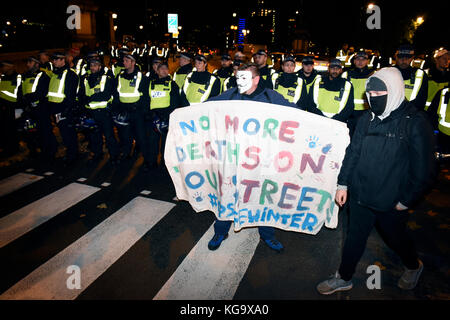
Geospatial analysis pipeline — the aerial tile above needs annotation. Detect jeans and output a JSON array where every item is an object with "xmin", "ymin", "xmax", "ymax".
[{"xmin": 213, "ymin": 219, "xmax": 275, "ymax": 240}]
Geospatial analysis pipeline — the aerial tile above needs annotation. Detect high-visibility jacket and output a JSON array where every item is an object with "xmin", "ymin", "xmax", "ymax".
[
  {"xmin": 183, "ymin": 71, "xmax": 218, "ymax": 105},
  {"xmin": 47, "ymin": 69, "xmax": 69, "ymax": 103},
  {"xmin": 404, "ymin": 68, "xmax": 425, "ymax": 102},
  {"xmin": 112, "ymin": 64, "xmax": 125, "ymax": 78},
  {"xmin": 117, "ymin": 70, "xmax": 143, "ymax": 104},
  {"xmin": 21, "ymin": 71, "xmax": 44, "ymax": 105},
  {"xmin": 425, "ymin": 67, "xmax": 449, "ymax": 110},
  {"xmin": 0, "ymin": 73, "xmax": 22, "ymax": 103},
  {"xmin": 437, "ymin": 87, "xmax": 450, "ymax": 136},
  {"xmin": 311, "ymin": 75, "xmax": 353, "ymax": 118},
  {"xmin": 149, "ymin": 80, "xmax": 172, "ymax": 110},
  {"xmin": 271, "ymin": 72, "xmax": 304, "ymax": 104},
  {"xmin": 83, "ymin": 73, "xmax": 112, "ymax": 109},
  {"xmin": 173, "ymin": 64, "xmax": 193, "ymax": 91},
  {"xmin": 342, "ymin": 69, "xmax": 373, "ymax": 111}
]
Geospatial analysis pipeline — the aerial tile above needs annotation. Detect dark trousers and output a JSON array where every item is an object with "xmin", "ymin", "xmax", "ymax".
[
  {"xmin": 0, "ymin": 100, "xmax": 19, "ymax": 156},
  {"xmin": 57, "ymin": 117, "xmax": 79, "ymax": 160},
  {"xmin": 338, "ymin": 196, "xmax": 419, "ymax": 281},
  {"xmin": 116, "ymin": 106, "xmax": 155, "ymax": 165},
  {"xmin": 213, "ymin": 220, "xmax": 275, "ymax": 240},
  {"xmin": 88, "ymin": 109, "xmax": 119, "ymax": 158}
]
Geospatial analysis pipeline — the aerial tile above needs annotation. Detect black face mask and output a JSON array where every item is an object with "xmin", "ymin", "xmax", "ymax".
[{"xmin": 369, "ymin": 94, "xmax": 388, "ymax": 116}]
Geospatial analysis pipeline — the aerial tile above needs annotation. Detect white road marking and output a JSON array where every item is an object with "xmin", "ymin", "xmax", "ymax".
[
  {"xmin": 0, "ymin": 173, "xmax": 43, "ymax": 198},
  {"xmin": 0, "ymin": 183, "xmax": 100, "ymax": 248},
  {"xmin": 0, "ymin": 197, "xmax": 175, "ymax": 300},
  {"xmin": 154, "ymin": 223, "xmax": 259, "ymax": 300}
]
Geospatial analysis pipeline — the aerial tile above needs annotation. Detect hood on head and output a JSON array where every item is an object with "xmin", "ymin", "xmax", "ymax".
[{"xmin": 365, "ymin": 67, "xmax": 405, "ymax": 120}]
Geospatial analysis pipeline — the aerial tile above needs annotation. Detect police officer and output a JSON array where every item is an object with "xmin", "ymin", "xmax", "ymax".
[
  {"xmin": 207, "ymin": 63, "xmax": 298, "ymax": 253},
  {"xmin": 18, "ymin": 56, "xmax": 51, "ymax": 158},
  {"xmin": 394, "ymin": 44, "xmax": 428, "ymax": 109},
  {"xmin": 181, "ymin": 54, "xmax": 221, "ymax": 105},
  {"xmin": 298, "ymin": 56, "xmax": 320, "ymax": 94},
  {"xmin": 271, "ymin": 55, "xmax": 307, "ymax": 109},
  {"xmin": 38, "ymin": 50, "xmax": 53, "ymax": 74},
  {"xmin": 336, "ymin": 43, "xmax": 349, "ymax": 62},
  {"xmin": 222, "ymin": 59, "xmax": 244, "ymax": 92},
  {"xmin": 147, "ymin": 56, "xmax": 163, "ymax": 81},
  {"xmin": 113, "ymin": 53, "xmax": 155, "ymax": 170},
  {"xmin": 307, "ymin": 58, "xmax": 354, "ymax": 124},
  {"xmin": 79, "ymin": 57, "xmax": 120, "ymax": 166},
  {"xmin": 173, "ymin": 52, "xmax": 194, "ymax": 90},
  {"xmin": 46, "ymin": 52, "xmax": 80, "ymax": 165},
  {"xmin": 145, "ymin": 61, "xmax": 186, "ymax": 167},
  {"xmin": 341, "ymin": 49, "xmax": 374, "ymax": 136},
  {"xmin": 427, "ymin": 85, "xmax": 450, "ymax": 157},
  {"xmin": 213, "ymin": 54, "xmax": 233, "ymax": 93},
  {"xmin": 0, "ymin": 61, "xmax": 22, "ymax": 157},
  {"xmin": 111, "ymin": 48, "xmax": 129, "ymax": 78},
  {"xmin": 425, "ymin": 48, "xmax": 449, "ymax": 110},
  {"xmin": 252, "ymin": 49, "xmax": 274, "ymax": 89}
]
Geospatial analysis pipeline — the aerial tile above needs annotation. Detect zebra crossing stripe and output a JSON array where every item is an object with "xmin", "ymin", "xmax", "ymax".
[
  {"xmin": 154, "ymin": 223, "xmax": 259, "ymax": 300},
  {"xmin": 0, "ymin": 197, "xmax": 175, "ymax": 300},
  {"xmin": 0, "ymin": 183, "xmax": 100, "ymax": 249},
  {"xmin": 0, "ymin": 173, "xmax": 43, "ymax": 198}
]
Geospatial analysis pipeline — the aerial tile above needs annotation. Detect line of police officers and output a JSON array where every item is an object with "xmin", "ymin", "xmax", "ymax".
[{"xmin": 0, "ymin": 43, "xmax": 448, "ymax": 168}]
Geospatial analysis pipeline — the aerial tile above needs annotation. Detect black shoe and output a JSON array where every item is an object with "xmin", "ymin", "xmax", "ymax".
[{"xmin": 208, "ymin": 234, "xmax": 228, "ymax": 250}]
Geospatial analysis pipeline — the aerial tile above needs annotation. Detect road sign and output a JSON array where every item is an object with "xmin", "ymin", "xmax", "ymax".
[{"xmin": 168, "ymin": 14, "xmax": 178, "ymax": 34}]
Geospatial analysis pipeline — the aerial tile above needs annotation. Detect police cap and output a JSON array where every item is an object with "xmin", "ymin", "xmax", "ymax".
[
  {"xmin": 397, "ymin": 44, "xmax": 414, "ymax": 58},
  {"xmin": 301, "ymin": 56, "xmax": 314, "ymax": 65},
  {"xmin": 194, "ymin": 54, "xmax": 207, "ymax": 63},
  {"xmin": 51, "ymin": 52, "xmax": 66, "ymax": 60},
  {"xmin": 329, "ymin": 58, "xmax": 343, "ymax": 68},
  {"xmin": 253, "ymin": 49, "xmax": 267, "ymax": 56}
]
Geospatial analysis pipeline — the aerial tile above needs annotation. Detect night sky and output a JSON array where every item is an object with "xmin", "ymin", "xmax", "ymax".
[{"xmin": 1, "ymin": 0, "xmax": 448, "ymax": 56}]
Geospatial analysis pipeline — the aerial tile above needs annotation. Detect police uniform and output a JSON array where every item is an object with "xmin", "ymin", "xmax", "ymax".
[
  {"xmin": 395, "ymin": 46, "xmax": 428, "ymax": 110},
  {"xmin": 0, "ymin": 61, "xmax": 22, "ymax": 156},
  {"xmin": 253, "ymin": 50, "xmax": 275, "ymax": 89},
  {"xmin": 173, "ymin": 52, "xmax": 194, "ymax": 90},
  {"xmin": 18, "ymin": 57, "xmax": 51, "ymax": 158},
  {"xmin": 79, "ymin": 58, "xmax": 120, "ymax": 164},
  {"xmin": 45, "ymin": 52, "xmax": 80, "ymax": 163},
  {"xmin": 341, "ymin": 50, "xmax": 374, "ymax": 135},
  {"xmin": 271, "ymin": 57, "xmax": 307, "ymax": 109},
  {"xmin": 113, "ymin": 54, "xmax": 154, "ymax": 168},
  {"xmin": 181, "ymin": 55, "xmax": 221, "ymax": 105},
  {"xmin": 213, "ymin": 54, "xmax": 233, "ymax": 93},
  {"xmin": 427, "ymin": 86, "xmax": 450, "ymax": 155},
  {"xmin": 425, "ymin": 49, "xmax": 449, "ymax": 111},
  {"xmin": 145, "ymin": 64, "xmax": 185, "ymax": 166},
  {"xmin": 297, "ymin": 56, "xmax": 320, "ymax": 94},
  {"xmin": 307, "ymin": 59, "xmax": 354, "ymax": 123}
]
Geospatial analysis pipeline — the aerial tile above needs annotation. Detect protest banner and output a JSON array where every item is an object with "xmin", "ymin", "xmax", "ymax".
[{"xmin": 165, "ymin": 100, "xmax": 350, "ymax": 235}]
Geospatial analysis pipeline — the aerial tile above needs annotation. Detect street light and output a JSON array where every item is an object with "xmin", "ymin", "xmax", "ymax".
[
  {"xmin": 416, "ymin": 16, "xmax": 424, "ymax": 25},
  {"xmin": 139, "ymin": 25, "xmax": 143, "ymax": 30},
  {"xmin": 114, "ymin": 25, "xmax": 118, "ymax": 31},
  {"xmin": 112, "ymin": 13, "xmax": 118, "ymax": 19},
  {"xmin": 368, "ymin": 3, "xmax": 375, "ymax": 9}
]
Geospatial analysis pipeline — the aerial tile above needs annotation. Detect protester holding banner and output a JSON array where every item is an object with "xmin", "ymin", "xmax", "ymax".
[
  {"xmin": 317, "ymin": 67, "xmax": 435, "ymax": 295},
  {"xmin": 204, "ymin": 63, "xmax": 299, "ymax": 253}
]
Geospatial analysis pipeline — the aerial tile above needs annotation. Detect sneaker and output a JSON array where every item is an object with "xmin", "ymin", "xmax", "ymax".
[
  {"xmin": 317, "ymin": 272, "xmax": 353, "ymax": 295},
  {"xmin": 261, "ymin": 238, "xmax": 284, "ymax": 253},
  {"xmin": 398, "ymin": 259, "xmax": 423, "ymax": 290},
  {"xmin": 208, "ymin": 234, "xmax": 228, "ymax": 251}
]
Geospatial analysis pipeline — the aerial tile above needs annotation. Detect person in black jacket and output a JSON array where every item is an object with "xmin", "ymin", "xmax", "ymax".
[
  {"xmin": 46, "ymin": 52, "xmax": 80, "ymax": 165},
  {"xmin": 317, "ymin": 67, "xmax": 435, "ymax": 295},
  {"xmin": 207, "ymin": 63, "xmax": 297, "ymax": 253},
  {"xmin": 144, "ymin": 61, "xmax": 187, "ymax": 167},
  {"xmin": 18, "ymin": 56, "xmax": 51, "ymax": 158},
  {"xmin": 78, "ymin": 57, "xmax": 120, "ymax": 165}
]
